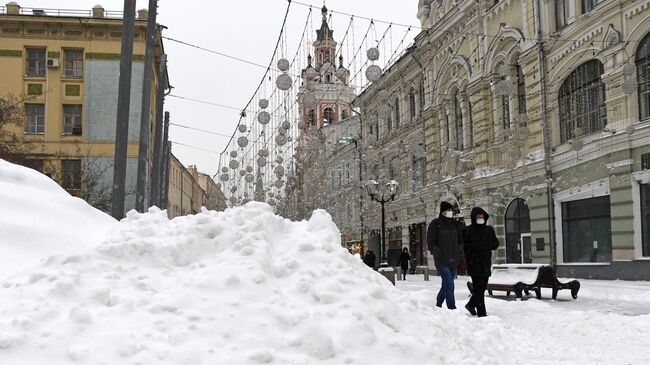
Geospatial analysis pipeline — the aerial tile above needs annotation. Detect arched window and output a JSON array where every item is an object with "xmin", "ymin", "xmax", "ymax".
[
  {"xmin": 307, "ymin": 109, "xmax": 315, "ymax": 127},
  {"xmin": 419, "ymin": 77, "xmax": 426, "ymax": 111},
  {"xmin": 389, "ymin": 157, "xmax": 400, "ymax": 180},
  {"xmin": 558, "ymin": 60, "xmax": 606, "ymax": 143},
  {"xmin": 409, "ymin": 88, "xmax": 416, "ymax": 119},
  {"xmin": 637, "ymin": 32, "xmax": 650, "ymax": 121},
  {"xmin": 468, "ymin": 101, "xmax": 474, "ymax": 148},
  {"xmin": 394, "ymin": 98, "xmax": 400, "ymax": 128},
  {"xmin": 517, "ymin": 64, "xmax": 527, "ymax": 115},
  {"xmin": 454, "ymin": 92, "xmax": 464, "ymax": 150},
  {"xmin": 323, "ymin": 107, "xmax": 334, "ymax": 125},
  {"xmin": 501, "ymin": 74, "xmax": 511, "ymax": 132},
  {"xmin": 341, "ymin": 109, "xmax": 349, "ymax": 120}
]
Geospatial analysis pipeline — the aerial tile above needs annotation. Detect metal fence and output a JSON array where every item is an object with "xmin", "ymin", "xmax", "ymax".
[{"xmin": 0, "ymin": 6, "xmax": 123, "ymax": 18}]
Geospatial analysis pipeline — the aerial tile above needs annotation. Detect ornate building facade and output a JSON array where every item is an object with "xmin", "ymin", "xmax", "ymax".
[{"xmin": 357, "ymin": 0, "xmax": 650, "ymax": 279}]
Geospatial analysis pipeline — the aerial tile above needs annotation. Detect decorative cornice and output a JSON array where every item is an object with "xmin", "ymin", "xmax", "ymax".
[
  {"xmin": 625, "ymin": 0, "xmax": 650, "ymax": 18},
  {"xmin": 550, "ymin": 25, "xmax": 604, "ymax": 64}
]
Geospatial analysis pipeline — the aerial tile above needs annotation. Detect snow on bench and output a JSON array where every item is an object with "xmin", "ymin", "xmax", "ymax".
[{"xmin": 467, "ymin": 264, "xmax": 581, "ymax": 300}]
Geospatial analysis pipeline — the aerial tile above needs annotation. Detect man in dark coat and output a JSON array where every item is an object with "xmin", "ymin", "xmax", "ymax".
[
  {"xmin": 398, "ymin": 247, "xmax": 410, "ymax": 280},
  {"xmin": 427, "ymin": 201, "xmax": 463, "ymax": 309},
  {"xmin": 363, "ymin": 250, "xmax": 376, "ymax": 270},
  {"xmin": 463, "ymin": 207, "xmax": 499, "ymax": 317}
]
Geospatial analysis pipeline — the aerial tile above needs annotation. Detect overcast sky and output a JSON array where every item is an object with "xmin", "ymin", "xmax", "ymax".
[{"xmin": 19, "ymin": 0, "xmax": 418, "ymax": 175}]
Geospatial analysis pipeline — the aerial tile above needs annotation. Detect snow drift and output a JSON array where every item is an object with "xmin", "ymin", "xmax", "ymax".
[
  {"xmin": 0, "ymin": 159, "xmax": 513, "ymax": 364},
  {"xmin": 0, "ymin": 159, "xmax": 116, "ymax": 278}
]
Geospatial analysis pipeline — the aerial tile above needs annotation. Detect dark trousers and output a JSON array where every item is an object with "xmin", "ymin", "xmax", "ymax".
[
  {"xmin": 469, "ymin": 274, "xmax": 489, "ymax": 317},
  {"xmin": 436, "ymin": 265, "xmax": 457, "ymax": 309},
  {"xmin": 401, "ymin": 266, "xmax": 408, "ymax": 280}
]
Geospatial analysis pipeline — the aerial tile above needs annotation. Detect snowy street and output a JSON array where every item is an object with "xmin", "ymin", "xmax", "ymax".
[{"xmin": 398, "ymin": 275, "xmax": 650, "ymax": 364}]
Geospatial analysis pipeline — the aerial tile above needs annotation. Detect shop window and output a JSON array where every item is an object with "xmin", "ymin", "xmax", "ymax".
[
  {"xmin": 642, "ymin": 184, "xmax": 650, "ymax": 257},
  {"xmin": 562, "ymin": 196, "xmax": 612, "ymax": 263},
  {"xmin": 558, "ymin": 60, "xmax": 607, "ymax": 143},
  {"xmin": 637, "ymin": 32, "xmax": 650, "ymax": 121}
]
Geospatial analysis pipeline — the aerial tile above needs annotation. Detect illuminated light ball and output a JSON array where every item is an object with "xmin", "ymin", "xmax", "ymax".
[
  {"xmin": 258, "ymin": 148, "xmax": 269, "ymax": 157},
  {"xmin": 245, "ymin": 174, "xmax": 254, "ymax": 183},
  {"xmin": 237, "ymin": 136, "xmax": 249, "ymax": 148},
  {"xmin": 257, "ymin": 157, "xmax": 267, "ymax": 167},
  {"xmin": 275, "ymin": 134, "xmax": 287, "ymax": 146},
  {"xmin": 365, "ymin": 65, "xmax": 382, "ymax": 82},
  {"xmin": 275, "ymin": 180, "xmax": 284, "ymax": 188},
  {"xmin": 276, "ymin": 156, "xmax": 283, "ymax": 164},
  {"xmin": 277, "ymin": 58, "xmax": 290, "ymax": 72},
  {"xmin": 230, "ymin": 151, "xmax": 237, "ymax": 158},
  {"xmin": 259, "ymin": 99, "xmax": 269, "ymax": 109},
  {"xmin": 571, "ymin": 138, "xmax": 584, "ymax": 151},
  {"xmin": 281, "ymin": 120, "xmax": 290, "ymax": 130},
  {"xmin": 239, "ymin": 170, "xmax": 246, "ymax": 176},
  {"xmin": 268, "ymin": 199, "xmax": 276, "ymax": 207},
  {"xmin": 274, "ymin": 165, "xmax": 285, "ymax": 177},
  {"xmin": 276, "ymin": 73, "xmax": 293, "ymax": 91},
  {"xmin": 220, "ymin": 173, "xmax": 229, "ymax": 182},
  {"xmin": 230, "ymin": 186, "xmax": 238, "ymax": 193},
  {"xmin": 221, "ymin": 167, "xmax": 228, "ymax": 173},
  {"xmin": 366, "ymin": 47, "xmax": 380, "ymax": 61},
  {"xmin": 258, "ymin": 111, "xmax": 271, "ymax": 125},
  {"xmin": 238, "ymin": 124, "xmax": 247, "ymax": 133},
  {"xmin": 621, "ymin": 78, "xmax": 637, "ymax": 95},
  {"xmin": 246, "ymin": 166, "xmax": 253, "ymax": 173},
  {"xmin": 229, "ymin": 159, "xmax": 239, "ymax": 169},
  {"xmin": 622, "ymin": 63, "xmax": 635, "ymax": 76}
]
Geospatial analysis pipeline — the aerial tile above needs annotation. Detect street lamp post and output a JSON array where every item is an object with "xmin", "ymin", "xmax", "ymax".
[{"xmin": 366, "ymin": 179, "xmax": 399, "ymax": 267}]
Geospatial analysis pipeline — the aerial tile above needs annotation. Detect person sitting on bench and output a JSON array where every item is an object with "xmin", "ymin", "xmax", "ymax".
[{"xmin": 463, "ymin": 207, "xmax": 499, "ymax": 317}]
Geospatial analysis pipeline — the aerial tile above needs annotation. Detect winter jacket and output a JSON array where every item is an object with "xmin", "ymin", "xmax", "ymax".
[
  {"xmin": 363, "ymin": 251, "xmax": 376, "ymax": 268},
  {"xmin": 398, "ymin": 251, "xmax": 410, "ymax": 269},
  {"xmin": 427, "ymin": 202, "xmax": 463, "ymax": 268},
  {"xmin": 462, "ymin": 207, "xmax": 499, "ymax": 277}
]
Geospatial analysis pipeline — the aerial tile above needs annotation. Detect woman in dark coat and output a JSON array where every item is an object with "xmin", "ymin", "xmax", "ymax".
[
  {"xmin": 363, "ymin": 250, "xmax": 376, "ymax": 269},
  {"xmin": 398, "ymin": 247, "xmax": 410, "ymax": 280},
  {"xmin": 463, "ymin": 207, "xmax": 499, "ymax": 317}
]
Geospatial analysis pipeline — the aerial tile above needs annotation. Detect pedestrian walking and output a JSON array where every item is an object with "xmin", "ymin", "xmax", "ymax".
[
  {"xmin": 363, "ymin": 250, "xmax": 376, "ymax": 270},
  {"xmin": 427, "ymin": 201, "xmax": 463, "ymax": 309},
  {"xmin": 463, "ymin": 207, "xmax": 499, "ymax": 317},
  {"xmin": 398, "ymin": 247, "xmax": 410, "ymax": 280}
]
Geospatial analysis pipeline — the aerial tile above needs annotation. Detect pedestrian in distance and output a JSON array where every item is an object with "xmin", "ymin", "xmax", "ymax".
[
  {"xmin": 363, "ymin": 250, "xmax": 376, "ymax": 270},
  {"xmin": 463, "ymin": 207, "xmax": 499, "ymax": 317},
  {"xmin": 398, "ymin": 247, "xmax": 410, "ymax": 280},
  {"xmin": 427, "ymin": 201, "xmax": 463, "ymax": 310}
]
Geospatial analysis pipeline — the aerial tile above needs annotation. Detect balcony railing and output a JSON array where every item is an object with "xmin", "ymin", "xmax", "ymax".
[{"xmin": 0, "ymin": 6, "xmax": 124, "ymax": 19}]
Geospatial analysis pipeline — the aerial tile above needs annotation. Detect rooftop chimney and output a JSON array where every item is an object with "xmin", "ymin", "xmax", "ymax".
[
  {"xmin": 6, "ymin": 1, "xmax": 20, "ymax": 15},
  {"xmin": 92, "ymin": 4, "xmax": 105, "ymax": 18}
]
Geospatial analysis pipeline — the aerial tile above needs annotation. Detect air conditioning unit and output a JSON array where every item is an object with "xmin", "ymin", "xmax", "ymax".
[{"xmin": 46, "ymin": 58, "xmax": 59, "ymax": 68}]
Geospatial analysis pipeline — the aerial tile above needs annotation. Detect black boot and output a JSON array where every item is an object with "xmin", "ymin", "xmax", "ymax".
[{"xmin": 464, "ymin": 303, "xmax": 477, "ymax": 316}]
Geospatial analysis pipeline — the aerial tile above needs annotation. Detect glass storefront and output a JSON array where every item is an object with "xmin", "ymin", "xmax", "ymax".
[{"xmin": 562, "ymin": 196, "xmax": 612, "ymax": 263}]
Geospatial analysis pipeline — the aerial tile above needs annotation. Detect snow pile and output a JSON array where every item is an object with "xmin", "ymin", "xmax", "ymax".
[
  {"xmin": 0, "ymin": 159, "xmax": 116, "ymax": 279},
  {"xmin": 0, "ymin": 202, "xmax": 514, "ymax": 364}
]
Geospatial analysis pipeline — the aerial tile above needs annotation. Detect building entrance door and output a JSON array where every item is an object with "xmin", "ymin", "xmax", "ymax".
[{"xmin": 505, "ymin": 198, "xmax": 531, "ymax": 264}]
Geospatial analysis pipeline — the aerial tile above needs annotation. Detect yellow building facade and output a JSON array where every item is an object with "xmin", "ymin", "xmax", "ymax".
[{"xmin": 0, "ymin": 2, "xmax": 168, "ymax": 212}]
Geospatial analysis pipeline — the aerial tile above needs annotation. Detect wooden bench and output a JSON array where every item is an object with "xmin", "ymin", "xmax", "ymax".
[{"xmin": 466, "ymin": 264, "xmax": 580, "ymax": 300}]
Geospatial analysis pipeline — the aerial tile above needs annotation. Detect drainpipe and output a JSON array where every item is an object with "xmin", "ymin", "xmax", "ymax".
[{"xmin": 535, "ymin": 0, "xmax": 557, "ymax": 268}]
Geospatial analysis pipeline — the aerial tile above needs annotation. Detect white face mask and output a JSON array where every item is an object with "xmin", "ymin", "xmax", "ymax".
[
  {"xmin": 443, "ymin": 211, "xmax": 454, "ymax": 218},
  {"xmin": 476, "ymin": 218, "xmax": 485, "ymax": 225}
]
